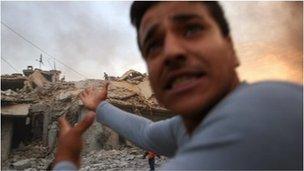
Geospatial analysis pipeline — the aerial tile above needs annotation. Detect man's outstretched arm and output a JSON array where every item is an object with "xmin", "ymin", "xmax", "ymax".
[
  {"xmin": 80, "ymin": 82, "xmax": 178, "ymax": 157},
  {"xmin": 96, "ymin": 100, "xmax": 178, "ymax": 156}
]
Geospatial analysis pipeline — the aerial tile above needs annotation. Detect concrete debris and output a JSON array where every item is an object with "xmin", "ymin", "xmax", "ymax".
[
  {"xmin": 56, "ymin": 90, "xmax": 81, "ymax": 102},
  {"xmin": 48, "ymin": 123, "xmax": 58, "ymax": 151},
  {"xmin": 1, "ymin": 74, "xmax": 27, "ymax": 91},
  {"xmin": 2, "ymin": 89, "xmax": 19, "ymax": 96},
  {"xmin": 137, "ymin": 78, "xmax": 153, "ymax": 99},
  {"xmin": 118, "ymin": 69, "xmax": 146, "ymax": 84},
  {"xmin": 1, "ymin": 69, "xmax": 172, "ymax": 170},
  {"xmin": 1, "ymin": 104, "xmax": 31, "ymax": 116},
  {"xmin": 28, "ymin": 70, "xmax": 50, "ymax": 88},
  {"xmin": 12, "ymin": 158, "xmax": 33, "ymax": 170},
  {"xmin": 23, "ymin": 66, "xmax": 61, "ymax": 83},
  {"xmin": 80, "ymin": 146, "xmax": 167, "ymax": 170},
  {"xmin": 30, "ymin": 103, "xmax": 48, "ymax": 113}
]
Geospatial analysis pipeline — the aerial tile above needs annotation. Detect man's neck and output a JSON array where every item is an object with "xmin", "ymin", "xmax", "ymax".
[
  {"xmin": 183, "ymin": 117, "xmax": 204, "ymax": 135},
  {"xmin": 183, "ymin": 76, "xmax": 241, "ymax": 135}
]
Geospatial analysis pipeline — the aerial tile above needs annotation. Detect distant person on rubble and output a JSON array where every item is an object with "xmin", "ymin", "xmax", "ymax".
[
  {"xmin": 53, "ymin": 1, "xmax": 302, "ymax": 170},
  {"xmin": 103, "ymin": 72, "xmax": 109, "ymax": 80},
  {"xmin": 143, "ymin": 151, "xmax": 160, "ymax": 171}
]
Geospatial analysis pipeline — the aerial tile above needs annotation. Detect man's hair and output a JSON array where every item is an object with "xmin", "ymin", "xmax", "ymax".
[{"xmin": 130, "ymin": 1, "xmax": 230, "ymax": 38}]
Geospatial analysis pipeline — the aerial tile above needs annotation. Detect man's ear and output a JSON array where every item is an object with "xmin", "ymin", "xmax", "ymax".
[{"xmin": 226, "ymin": 36, "xmax": 240, "ymax": 67}]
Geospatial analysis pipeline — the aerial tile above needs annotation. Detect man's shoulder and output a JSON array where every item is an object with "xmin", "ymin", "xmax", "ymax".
[
  {"xmin": 186, "ymin": 80, "xmax": 302, "ymax": 159},
  {"xmin": 197, "ymin": 80, "xmax": 302, "ymax": 137},
  {"xmin": 198, "ymin": 80, "xmax": 302, "ymax": 136},
  {"xmin": 243, "ymin": 80, "xmax": 301, "ymax": 93},
  {"xmin": 222, "ymin": 80, "xmax": 302, "ymax": 108},
  {"xmin": 235, "ymin": 80, "xmax": 301, "ymax": 98}
]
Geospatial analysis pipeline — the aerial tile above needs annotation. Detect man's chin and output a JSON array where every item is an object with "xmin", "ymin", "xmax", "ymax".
[
  {"xmin": 169, "ymin": 105, "xmax": 204, "ymax": 118},
  {"xmin": 167, "ymin": 100, "xmax": 208, "ymax": 119}
]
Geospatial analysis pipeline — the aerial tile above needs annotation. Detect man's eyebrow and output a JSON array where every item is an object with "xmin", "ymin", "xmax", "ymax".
[
  {"xmin": 142, "ymin": 24, "xmax": 158, "ymax": 49},
  {"xmin": 141, "ymin": 14, "xmax": 203, "ymax": 48},
  {"xmin": 171, "ymin": 13, "xmax": 204, "ymax": 23}
]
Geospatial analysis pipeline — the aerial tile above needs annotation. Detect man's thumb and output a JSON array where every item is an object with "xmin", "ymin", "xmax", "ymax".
[{"xmin": 75, "ymin": 112, "xmax": 96, "ymax": 134}]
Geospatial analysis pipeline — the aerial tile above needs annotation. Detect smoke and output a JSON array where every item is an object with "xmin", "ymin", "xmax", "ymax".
[
  {"xmin": 1, "ymin": 1, "xmax": 303, "ymax": 83},
  {"xmin": 2, "ymin": 1, "xmax": 145, "ymax": 80},
  {"xmin": 221, "ymin": 1, "xmax": 303, "ymax": 83}
]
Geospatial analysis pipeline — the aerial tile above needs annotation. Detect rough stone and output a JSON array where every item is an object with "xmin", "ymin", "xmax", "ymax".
[
  {"xmin": 28, "ymin": 70, "xmax": 50, "ymax": 88},
  {"xmin": 1, "ymin": 103, "xmax": 31, "ymax": 116},
  {"xmin": 80, "ymin": 108, "xmax": 104, "ymax": 152},
  {"xmin": 2, "ymin": 89, "xmax": 18, "ymax": 96},
  {"xmin": 1, "ymin": 117, "xmax": 13, "ymax": 161},
  {"xmin": 1, "ymin": 75, "xmax": 27, "ymax": 91},
  {"xmin": 48, "ymin": 122, "xmax": 58, "ymax": 151},
  {"xmin": 12, "ymin": 158, "xmax": 33, "ymax": 170},
  {"xmin": 30, "ymin": 103, "xmax": 48, "ymax": 113}
]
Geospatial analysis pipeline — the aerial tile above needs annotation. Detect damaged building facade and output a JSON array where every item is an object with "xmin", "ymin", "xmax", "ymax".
[{"xmin": 1, "ymin": 68, "xmax": 173, "ymax": 170}]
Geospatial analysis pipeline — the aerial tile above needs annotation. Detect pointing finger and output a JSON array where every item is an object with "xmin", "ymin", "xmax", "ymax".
[
  {"xmin": 58, "ymin": 115, "xmax": 71, "ymax": 135},
  {"xmin": 84, "ymin": 88, "xmax": 90, "ymax": 95}
]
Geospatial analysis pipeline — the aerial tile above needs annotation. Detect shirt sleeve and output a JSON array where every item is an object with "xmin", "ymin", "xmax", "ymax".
[
  {"xmin": 53, "ymin": 161, "xmax": 77, "ymax": 171},
  {"xmin": 96, "ymin": 101, "xmax": 179, "ymax": 157}
]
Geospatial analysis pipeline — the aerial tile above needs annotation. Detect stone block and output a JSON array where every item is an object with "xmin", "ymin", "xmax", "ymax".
[
  {"xmin": 28, "ymin": 70, "xmax": 49, "ymax": 88},
  {"xmin": 48, "ymin": 122, "xmax": 58, "ymax": 152},
  {"xmin": 80, "ymin": 108, "xmax": 104, "ymax": 153},
  {"xmin": 30, "ymin": 103, "xmax": 48, "ymax": 113},
  {"xmin": 1, "ymin": 117, "xmax": 13, "ymax": 161},
  {"xmin": 12, "ymin": 158, "xmax": 33, "ymax": 170}
]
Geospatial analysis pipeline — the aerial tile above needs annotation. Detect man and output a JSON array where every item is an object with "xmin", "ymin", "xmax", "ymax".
[
  {"xmin": 53, "ymin": 1, "xmax": 302, "ymax": 170},
  {"xmin": 143, "ymin": 151, "xmax": 160, "ymax": 171}
]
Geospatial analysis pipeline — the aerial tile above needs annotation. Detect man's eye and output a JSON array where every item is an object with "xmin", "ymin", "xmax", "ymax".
[
  {"xmin": 184, "ymin": 24, "xmax": 203, "ymax": 37},
  {"xmin": 145, "ymin": 41, "xmax": 162, "ymax": 57}
]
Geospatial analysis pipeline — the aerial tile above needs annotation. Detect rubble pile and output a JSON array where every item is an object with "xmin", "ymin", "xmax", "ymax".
[
  {"xmin": 1, "ymin": 142, "xmax": 52, "ymax": 170},
  {"xmin": 2, "ymin": 145, "xmax": 167, "ymax": 170},
  {"xmin": 81, "ymin": 146, "xmax": 167, "ymax": 170},
  {"xmin": 1, "ymin": 68, "xmax": 172, "ymax": 170}
]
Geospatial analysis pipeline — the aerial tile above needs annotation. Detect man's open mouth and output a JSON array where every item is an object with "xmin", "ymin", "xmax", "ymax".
[{"xmin": 163, "ymin": 71, "xmax": 205, "ymax": 91}]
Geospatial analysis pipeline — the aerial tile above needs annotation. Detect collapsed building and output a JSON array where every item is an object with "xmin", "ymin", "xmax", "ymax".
[{"xmin": 1, "ymin": 68, "xmax": 173, "ymax": 170}]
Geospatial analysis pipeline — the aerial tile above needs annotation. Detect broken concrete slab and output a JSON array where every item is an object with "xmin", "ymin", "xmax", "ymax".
[
  {"xmin": 56, "ymin": 89, "xmax": 82, "ymax": 102},
  {"xmin": 23, "ymin": 66, "xmax": 61, "ymax": 83},
  {"xmin": 1, "ymin": 104, "xmax": 31, "ymax": 117},
  {"xmin": 12, "ymin": 158, "xmax": 33, "ymax": 170},
  {"xmin": 28, "ymin": 70, "xmax": 50, "ymax": 88},
  {"xmin": 118, "ymin": 70, "xmax": 144, "ymax": 82},
  {"xmin": 47, "ymin": 122, "xmax": 58, "ymax": 152},
  {"xmin": 80, "ymin": 108, "xmax": 104, "ymax": 152},
  {"xmin": 137, "ymin": 78, "xmax": 153, "ymax": 99},
  {"xmin": 1, "ymin": 118, "xmax": 14, "ymax": 161},
  {"xmin": 1, "ymin": 74, "xmax": 27, "ymax": 91},
  {"xmin": 30, "ymin": 103, "xmax": 48, "ymax": 113},
  {"xmin": 1, "ymin": 89, "xmax": 19, "ymax": 96}
]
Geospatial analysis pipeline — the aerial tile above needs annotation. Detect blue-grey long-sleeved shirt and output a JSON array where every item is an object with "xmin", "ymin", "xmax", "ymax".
[{"xmin": 53, "ymin": 81, "xmax": 302, "ymax": 170}]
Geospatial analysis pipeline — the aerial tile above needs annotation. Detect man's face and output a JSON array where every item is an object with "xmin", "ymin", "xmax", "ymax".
[{"xmin": 139, "ymin": 2, "xmax": 239, "ymax": 118}]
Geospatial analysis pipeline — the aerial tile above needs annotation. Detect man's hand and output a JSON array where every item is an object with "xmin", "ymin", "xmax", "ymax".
[
  {"xmin": 79, "ymin": 82, "xmax": 109, "ymax": 111},
  {"xmin": 54, "ymin": 112, "xmax": 96, "ymax": 169}
]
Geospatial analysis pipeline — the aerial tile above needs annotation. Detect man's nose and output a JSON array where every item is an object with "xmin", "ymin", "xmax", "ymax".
[{"xmin": 163, "ymin": 34, "xmax": 186, "ymax": 69}]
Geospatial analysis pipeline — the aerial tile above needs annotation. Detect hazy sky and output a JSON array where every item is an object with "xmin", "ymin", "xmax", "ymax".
[{"xmin": 1, "ymin": 1, "xmax": 303, "ymax": 83}]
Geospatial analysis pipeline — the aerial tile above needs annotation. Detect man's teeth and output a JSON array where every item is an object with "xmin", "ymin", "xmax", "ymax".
[{"xmin": 172, "ymin": 76, "xmax": 196, "ymax": 88}]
